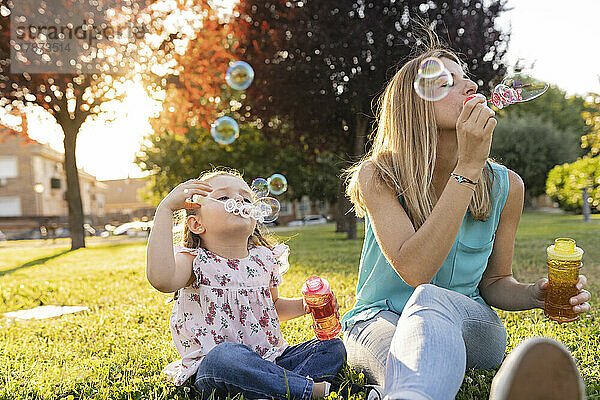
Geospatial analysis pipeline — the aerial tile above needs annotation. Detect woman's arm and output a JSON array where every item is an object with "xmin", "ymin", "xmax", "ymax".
[
  {"xmin": 360, "ymin": 97, "xmax": 496, "ymax": 287},
  {"xmin": 270, "ymin": 287, "xmax": 307, "ymax": 322},
  {"xmin": 360, "ymin": 161, "xmax": 482, "ymax": 287},
  {"xmin": 478, "ymin": 169, "xmax": 536, "ymax": 310},
  {"xmin": 480, "ymin": 170, "xmax": 592, "ymax": 313}
]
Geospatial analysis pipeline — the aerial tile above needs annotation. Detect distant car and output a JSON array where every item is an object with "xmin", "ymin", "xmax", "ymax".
[
  {"xmin": 287, "ymin": 215, "xmax": 328, "ymax": 226},
  {"xmin": 112, "ymin": 220, "xmax": 154, "ymax": 236},
  {"xmin": 302, "ymin": 215, "xmax": 327, "ymax": 225}
]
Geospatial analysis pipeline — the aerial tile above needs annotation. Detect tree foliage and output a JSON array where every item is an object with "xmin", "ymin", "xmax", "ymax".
[
  {"xmin": 497, "ymin": 85, "xmax": 593, "ymax": 157},
  {"xmin": 546, "ymin": 156, "xmax": 600, "ymax": 213},
  {"xmin": 229, "ymin": 0, "xmax": 510, "ymax": 238},
  {"xmin": 491, "ymin": 113, "xmax": 579, "ymax": 201},
  {"xmin": 231, "ymin": 0, "xmax": 509, "ymax": 143},
  {"xmin": 136, "ymin": 122, "xmax": 340, "ymax": 205},
  {"xmin": 0, "ymin": 0, "xmax": 221, "ymax": 248},
  {"xmin": 582, "ymin": 93, "xmax": 600, "ymax": 156}
]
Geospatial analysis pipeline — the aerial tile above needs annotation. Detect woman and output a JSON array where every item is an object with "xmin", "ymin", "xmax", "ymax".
[{"xmin": 341, "ymin": 44, "xmax": 591, "ymax": 399}]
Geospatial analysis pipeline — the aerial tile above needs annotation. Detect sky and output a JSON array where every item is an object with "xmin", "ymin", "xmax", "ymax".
[
  {"xmin": 496, "ymin": 0, "xmax": 600, "ymax": 97},
  {"xmin": 20, "ymin": 0, "xmax": 600, "ymax": 181}
]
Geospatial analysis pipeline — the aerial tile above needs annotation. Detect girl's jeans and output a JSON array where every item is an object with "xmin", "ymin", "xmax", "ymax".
[
  {"xmin": 194, "ymin": 338, "xmax": 346, "ymax": 400},
  {"xmin": 343, "ymin": 284, "xmax": 507, "ymax": 400}
]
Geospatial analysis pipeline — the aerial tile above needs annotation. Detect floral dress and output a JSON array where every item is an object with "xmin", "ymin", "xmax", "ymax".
[{"xmin": 164, "ymin": 243, "xmax": 291, "ymax": 386}]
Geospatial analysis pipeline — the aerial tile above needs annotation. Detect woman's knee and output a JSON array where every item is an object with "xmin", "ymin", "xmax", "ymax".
[{"xmin": 405, "ymin": 283, "xmax": 444, "ymax": 309}]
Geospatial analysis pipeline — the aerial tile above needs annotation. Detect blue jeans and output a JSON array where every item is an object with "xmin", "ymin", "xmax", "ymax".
[
  {"xmin": 343, "ymin": 284, "xmax": 507, "ymax": 400},
  {"xmin": 194, "ymin": 339, "xmax": 346, "ymax": 400}
]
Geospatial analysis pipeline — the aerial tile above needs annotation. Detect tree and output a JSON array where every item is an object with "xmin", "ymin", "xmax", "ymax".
[
  {"xmin": 0, "ymin": 0, "xmax": 221, "ymax": 249},
  {"xmin": 135, "ymin": 122, "xmax": 340, "ymax": 205},
  {"xmin": 230, "ymin": 0, "xmax": 509, "ymax": 239},
  {"xmin": 498, "ymin": 85, "xmax": 593, "ymax": 157},
  {"xmin": 546, "ymin": 156, "xmax": 600, "ymax": 214},
  {"xmin": 582, "ymin": 92, "xmax": 600, "ymax": 156},
  {"xmin": 491, "ymin": 113, "xmax": 579, "ymax": 204}
]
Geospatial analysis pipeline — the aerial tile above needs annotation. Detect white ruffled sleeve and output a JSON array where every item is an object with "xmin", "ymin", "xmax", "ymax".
[
  {"xmin": 272, "ymin": 243, "xmax": 290, "ymax": 275},
  {"xmin": 173, "ymin": 244, "xmax": 199, "ymax": 256}
]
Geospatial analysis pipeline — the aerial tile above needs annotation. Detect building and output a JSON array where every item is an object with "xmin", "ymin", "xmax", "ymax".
[
  {"xmin": 101, "ymin": 177, "xmax": 155, "ymax": 223},
  {"xmin": 0, "ymin": 132, "xmax": 106, "ymax": 239}
]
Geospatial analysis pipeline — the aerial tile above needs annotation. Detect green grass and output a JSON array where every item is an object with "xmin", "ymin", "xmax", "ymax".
[{"xmin": 1, "ymin": 212, "xmax": 599, "ymax": 399}]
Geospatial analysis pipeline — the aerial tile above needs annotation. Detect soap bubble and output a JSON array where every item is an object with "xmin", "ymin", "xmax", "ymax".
[
  {"xmin": 413, "ymin": 68, "xmax": 453, "ymax": 101},
  {"xmin": 502, "ymin": 73, "xmax": 548, "ymax": 102},
  {"xmin": 251, "ymin": 178, "xmax": 269, "ymax": 198},
  {"xmin": 268, "ymin": 174, "xmax": 288, "ymax": 195},
  {"xmin": 211, "ymin": 116, "xmax": 239, "ymax": 145},
  {"xmin": 418, "ymin": 57, "xmax": 445, "ymax": 78},
  {"xmin": 226, "ymin": 61, "xmax": 255, "ymax": 91},
  {"xmin": 256, "ymin": 197, "xmax": 281, "ymax": 223}
]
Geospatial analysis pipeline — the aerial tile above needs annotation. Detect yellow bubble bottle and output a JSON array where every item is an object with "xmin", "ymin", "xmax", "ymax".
[{"xmin": 544, "ymin": 238, "xmax": 584, "ymax": 323}]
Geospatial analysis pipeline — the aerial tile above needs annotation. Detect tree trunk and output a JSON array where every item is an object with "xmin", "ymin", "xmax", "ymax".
[
  {"xmin": 63, "ymin": 119, "xmax": 86, "ymax": 250},
  {"xmin": 335, "ymin": 178, "xmax": 347, "ymax": 232},
  {"xmin": 346, "ymin": 114, "xmax": 368, "ymax": 240}
]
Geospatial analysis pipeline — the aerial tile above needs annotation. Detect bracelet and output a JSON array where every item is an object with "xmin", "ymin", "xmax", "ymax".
[{"xmin": 450, "ymin": 173, "xmax": 477, "ymax": 191}]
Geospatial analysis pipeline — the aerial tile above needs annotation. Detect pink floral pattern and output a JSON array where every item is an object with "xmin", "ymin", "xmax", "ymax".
[{"xmin": 166, "ymin": 244, "xmax": 290, "ymax": 386}]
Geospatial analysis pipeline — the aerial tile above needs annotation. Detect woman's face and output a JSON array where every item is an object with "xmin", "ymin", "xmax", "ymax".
[{"xmin": 432, "ymin": 57, "xmax": 478, "ymax": 130}]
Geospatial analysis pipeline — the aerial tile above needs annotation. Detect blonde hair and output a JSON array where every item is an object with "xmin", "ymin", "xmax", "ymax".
[
  {"xmin": 174, "ymin": 168, "xmax": 277, "ymax": 250},
  {"xmin": 345, "ymin": 46, "xmax": 495, "ymax": 230}
]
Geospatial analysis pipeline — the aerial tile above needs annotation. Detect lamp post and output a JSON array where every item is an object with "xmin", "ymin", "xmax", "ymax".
[{"xmin": 34, "ymin": 183, "xmax": 44, "ymax": 216}]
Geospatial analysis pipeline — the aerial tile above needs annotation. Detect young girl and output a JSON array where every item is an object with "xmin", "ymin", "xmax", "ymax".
[{"xmin": 146, "ymin": 169, "xmax": 351, "ymax": 400}]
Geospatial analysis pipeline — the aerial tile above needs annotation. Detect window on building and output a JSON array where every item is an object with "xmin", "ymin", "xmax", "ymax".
[
  {"xmin": 50, "ymin": 177, "xmax": 61, "ymax": 189},
  {"xmin": 297, "ymin": 198, "xmax": 310, "ymax": 214},
  {"xmin": 0, "ymin": 196, "xmax": 21, "ymax": 216},
  {"xmin": 317, "ymin": 200, "xmax": 328, "ymax": 212},
  {"xmin": 0, "ymin": 156, "xmax": 18, "ymax": 178},
  {"xmin": 279, "ymin": 201, "xmax": 292, "ymax": 216}
]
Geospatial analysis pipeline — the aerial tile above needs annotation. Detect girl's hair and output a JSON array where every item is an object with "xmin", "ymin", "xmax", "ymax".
[
  {"xmin": 345, "ymin": 32, "xmax": 495, "ymax": 230},
  {"xmin": 174, "ymin": 168, "xmax": 277, "ymax": 250}
]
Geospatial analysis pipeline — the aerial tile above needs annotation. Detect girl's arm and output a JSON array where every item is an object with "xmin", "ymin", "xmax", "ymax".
[
  {"xmin": 146, "ymin": 179, "xmax": 212, "ymax": 293},
  {"xmin": 270, "ymin": 287, "xmax": 307, "ymax": 322},
  {"xmin": 270, "ymin": 288, "xmax": 341, "ymax": 322}
]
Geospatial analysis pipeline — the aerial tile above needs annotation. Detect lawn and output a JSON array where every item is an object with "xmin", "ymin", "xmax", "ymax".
[{"xmin": 1, "ymin": 212, "xmax": 599, "ymax": 399}]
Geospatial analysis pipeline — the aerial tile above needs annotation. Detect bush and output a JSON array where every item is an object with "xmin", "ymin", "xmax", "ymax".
[
  {"xmin": 491, "ymin": 113, "xmax": 580, "ymax": 202},
  {"xmin": 546, "ymin": 156, "xmax": 600, "ymax": 213}
]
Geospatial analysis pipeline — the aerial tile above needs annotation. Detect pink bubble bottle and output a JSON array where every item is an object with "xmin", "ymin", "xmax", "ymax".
[{"xmin": 301, "ymin": 275, "xmax": 341, "ymax": 340}]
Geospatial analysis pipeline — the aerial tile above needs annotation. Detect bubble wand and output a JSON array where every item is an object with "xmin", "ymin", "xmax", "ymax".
[{"xmin": 184, "ymin": 195, "xmax": 280, "ymax": 224}]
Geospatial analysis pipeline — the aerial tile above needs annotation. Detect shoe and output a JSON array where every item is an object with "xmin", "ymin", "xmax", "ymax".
[
  {"xmin": 489, "ymin": 336, "xmax": 586, "ymax": 400},
  {"xmin": 330, "ymin": 380, "xmax": 384, "ymax": 400}
]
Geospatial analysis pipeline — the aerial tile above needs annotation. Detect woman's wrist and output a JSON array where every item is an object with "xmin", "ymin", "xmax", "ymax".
[{"xmin": 453, "ymin": 165, "xmax": 483, "ymax": 183}]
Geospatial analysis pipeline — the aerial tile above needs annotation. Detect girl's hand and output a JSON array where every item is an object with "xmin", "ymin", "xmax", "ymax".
[
  {"xmin": 159, "ymin": 179, "xmax": 213, "ymax": 212},
  {"xmin": 302, "ymin": 292, "xmax": 340, "ymax": 317},
  {"xmin": 529, "ymin": 275, "xmax": 592, "ymax": 314},
  {"xmin": 455, "ymin": 94, "xmax": 497, "ymax": 182}
]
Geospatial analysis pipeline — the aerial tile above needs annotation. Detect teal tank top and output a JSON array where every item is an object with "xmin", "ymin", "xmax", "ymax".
[{"xmin": 341, "ymin": 162, "xmax": 510, "ymax": 330}]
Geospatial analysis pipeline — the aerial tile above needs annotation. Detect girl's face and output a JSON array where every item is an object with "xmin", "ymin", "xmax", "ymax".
[
  {"xmin": 188, "ymin": 174, "xmax": 257, "ymax": 238},
  {"xmin": 432, "ymin": 57, "xmax": 478, "ymax": 130}
]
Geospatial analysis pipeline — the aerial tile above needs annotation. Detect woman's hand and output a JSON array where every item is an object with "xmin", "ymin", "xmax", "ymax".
[
  {"xmin": 455, "ymin": 94, "xmax": 497, "ymax": 182},
  {"xmin": 158, "ymin": 179, "xmax": 213, "ymax": 212},
  {"xmin": 529, "ymin": 275, "xmax": 592, "ymax": 314}
]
